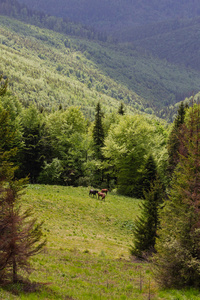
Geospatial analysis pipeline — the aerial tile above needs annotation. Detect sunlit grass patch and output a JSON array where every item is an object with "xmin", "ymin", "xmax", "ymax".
[{"xmin": 1, "ymin": 184, "xmax": 199, "ymax": 299}]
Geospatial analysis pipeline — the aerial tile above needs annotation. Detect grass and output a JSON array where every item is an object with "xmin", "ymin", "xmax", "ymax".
[{"xmin": 0, "ymin": 184, "xmax": 200, "ymax": 299}]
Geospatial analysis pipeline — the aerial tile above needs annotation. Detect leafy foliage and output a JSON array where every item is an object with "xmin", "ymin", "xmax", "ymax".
[{"xmin": 103, "ymin": 115, "xmax": 168, "ymax": 197}]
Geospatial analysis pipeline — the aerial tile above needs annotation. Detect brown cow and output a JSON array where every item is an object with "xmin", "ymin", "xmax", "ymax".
[
  {"xmin": 98, "ymin": 192, "xmax": 106, "ymax": 201},
  {"xmin": 101, "ymin": 189, "xmax": 108, "ymax": 195}
]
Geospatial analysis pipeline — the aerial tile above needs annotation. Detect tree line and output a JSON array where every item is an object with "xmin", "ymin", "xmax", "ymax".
[
  {"xmin": 0, "ymin": 0, "xmax": 110, "ymax": 42},
  {"xmin": 0, "ymin": 75, "xmax": 169, "ymax": 195}
]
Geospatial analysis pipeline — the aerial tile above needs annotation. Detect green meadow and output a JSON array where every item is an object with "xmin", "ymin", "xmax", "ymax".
[{"xmin": 1, "ymin": 184, "xmax": 200, "ymax": 299}]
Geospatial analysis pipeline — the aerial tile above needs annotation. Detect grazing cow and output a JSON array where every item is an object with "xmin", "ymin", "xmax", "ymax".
[
  {"xmin": 101, "ymin": 189, "xmax": 108, "ymax": 195},
  {"xmin": 98, "ymin": 192, "xmax": 106, "ymax": 201},
  {"xmin": 89, "ymin": 189, "xmax": 99, "ymax": 197}
]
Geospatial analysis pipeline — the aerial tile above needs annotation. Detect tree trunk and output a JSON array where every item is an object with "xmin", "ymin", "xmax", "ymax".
[{"xmin": 12, "ymin": 255, "xmax": 17, "ymax": 283}]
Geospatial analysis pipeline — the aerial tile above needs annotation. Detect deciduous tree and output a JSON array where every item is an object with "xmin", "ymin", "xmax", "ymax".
[{"xmin": 103, "ymin": 115, "xmax": 167, "ymax": 197}]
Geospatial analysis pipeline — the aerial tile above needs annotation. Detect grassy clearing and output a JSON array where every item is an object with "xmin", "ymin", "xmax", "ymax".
[{"xmin": 0, "ymin": 184, "xmax": 200, "ymax": 299}]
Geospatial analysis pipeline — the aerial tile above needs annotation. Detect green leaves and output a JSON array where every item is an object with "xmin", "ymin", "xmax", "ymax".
[{"xmin": 103, "ymin": 115, "xmax": 167, "ymax": 196}]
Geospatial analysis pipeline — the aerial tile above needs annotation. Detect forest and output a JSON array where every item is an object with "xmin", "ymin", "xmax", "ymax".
[
  {"xmin": 0, "ymin": 73, "xmax": 168, "ymax": 192},
  {"xmin": 15, "ymin": 0, "xmax": 200, "ymax": 36},
  {"xmin": 1, "ymin": 14, "xmax": 200, "ymax": 122}
]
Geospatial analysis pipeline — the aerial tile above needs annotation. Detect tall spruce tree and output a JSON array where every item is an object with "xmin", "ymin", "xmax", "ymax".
[
  {"xmin": 19, "ymin": 106, "xmax": 44, "ymax": 183},
  {"xmin": 142, "ymin": 154, "xmax": 158, "ymax": 197},
  {"xmin": 167, "ymin": 102, "xmax": 187, "ymax": 178},
  {"xmin": 92, "ymin": 102, "xmax": 105, "ymax": 160},
  {"xmin": 153, "ymin": 104, "xmax": 200, "ymax": 288},
  {"xmin": 131, "ymin": 179, "xmax": 164, "ymax": 259}
]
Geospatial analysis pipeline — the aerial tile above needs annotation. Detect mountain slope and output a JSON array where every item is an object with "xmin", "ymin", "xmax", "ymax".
[
  {"xmin": 14, "ymin": 0, "xmax": 200, "ymax": 74},
  {"xmin": 123, "ymin": 17, "xmax": 200, "ymax": 71},
  {"xmin": 1, "ymin": 16, "xmax": 200, "ymax": 119},
  {"xmin": 0, "ymin": 16, "xmax": 143, "ymax": 117},
  {"xmin": 17, "ymin": 0, "xmax": 200, "ymax": 34}
]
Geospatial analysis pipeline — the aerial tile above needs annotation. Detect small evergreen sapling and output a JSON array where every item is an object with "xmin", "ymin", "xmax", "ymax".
[
  {"xmin": 0, "ymin": 98, "xmax": 46, "ymax": 283},
  {"xmin": 0, "ymin": 183, "xmax": 46, "ymax": 283}
]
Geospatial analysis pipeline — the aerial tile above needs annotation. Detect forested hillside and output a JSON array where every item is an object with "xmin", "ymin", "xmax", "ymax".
[
  {"xmin": 1, "ymin": 15, "xmax": 200, "ymax": 120},
  {"xmin": 14, "ymin": 0, "xmax": 200, "ymax": 74},
  {"xmin": 0, "ymin": 16, "xmax": 141, "ymax": 117},
  {"xmin": 16, "ymin": 0, "xmax": 200, "ymax": 35},
  {"xmin": 124, "ymin": 17, "xmax": 200, "ymax": 71}
]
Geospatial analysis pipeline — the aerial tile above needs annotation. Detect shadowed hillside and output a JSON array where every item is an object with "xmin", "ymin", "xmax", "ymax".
[{"xmin": 17, "ymin": 0, "xmax": 200, "ymax": 34}]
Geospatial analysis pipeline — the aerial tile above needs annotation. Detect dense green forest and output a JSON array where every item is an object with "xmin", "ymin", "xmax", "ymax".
[
  {"xmin": 16, "ymin": 0, "xmax": 200, "ymax": 36},
  {"xmin": 125, "ymin": 17, "xmax": 200, "ymax": 71},
  {"xmin": 11, "ymin": 0, "xmax": 200, "ymax": 82},
  {"xmin": 0, "ymin": 72, "xmax": 168, "ymax": 192},
  {"xmin": 1, "ymin": 15, "xmax": 200, "ymax": 120}
]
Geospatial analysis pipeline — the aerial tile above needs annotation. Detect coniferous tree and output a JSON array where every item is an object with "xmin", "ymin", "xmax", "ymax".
[
  {"xmin": 92, "ymin": 102, "xmax": 105, "ymax": 160},
  {"xmin": 0, "ymin": 184, "xmax": 46, "ymax": 283},
  {"xmin": 153, "ymin": 104, "xmax": 200, "ymax": 288},
  {"xmin": 118, "ymin": 102, "xmax": 125, "ymax": 115},
  {"xmin": 167, "ymin": 101, "xmax": 187, "ymax": 178},
  {"xmin": 92, "ymin": 102, "xmax": 105, "ymax": 185},
  {"xmin": 142, "ymin": 154, "xmax": 158, "ymax": 197},
  {"xmin": 19, "ymin": 106, "xmax": 44, "ymax": 183},
  {"xmin": 131, "ymin": 180, "xmax": 164, "ymax": 259},
  {"xmin": 0, "ymin": 98, "xmax": 46, "ymax": 283},
  {"xmin": 0, "ymin": 74, "xmax": 8, "ymax": 96}
]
